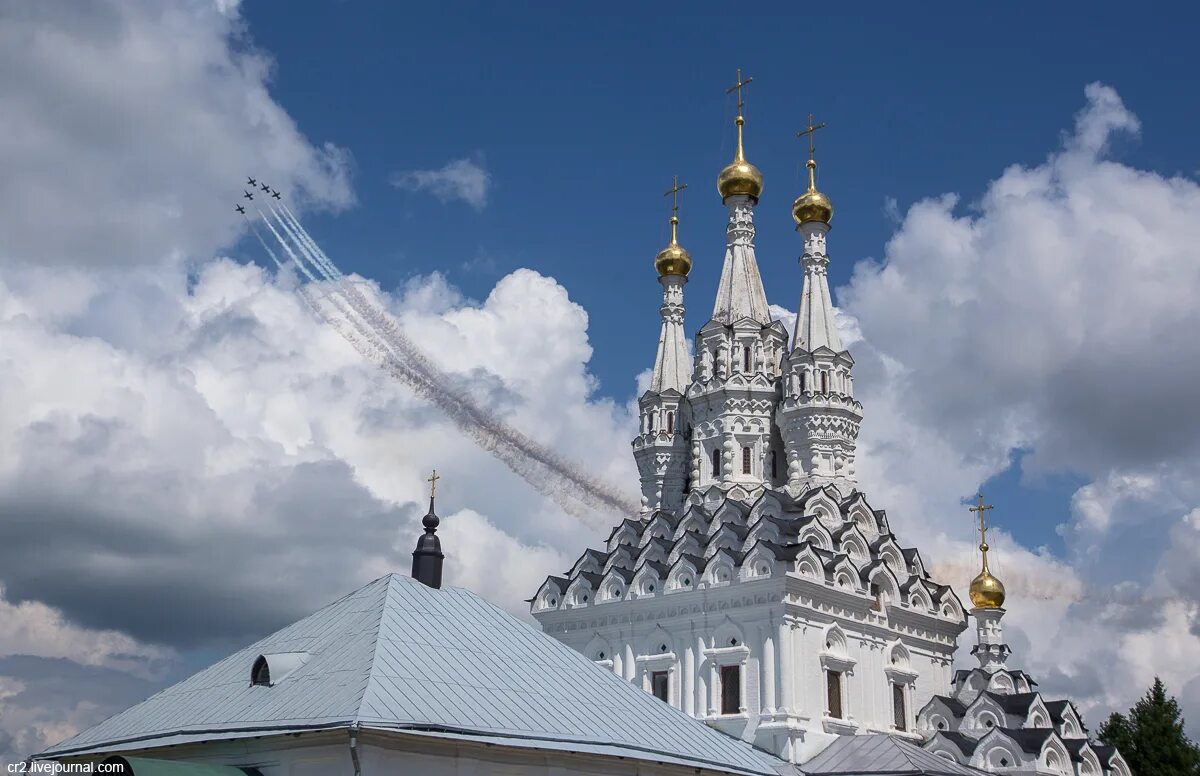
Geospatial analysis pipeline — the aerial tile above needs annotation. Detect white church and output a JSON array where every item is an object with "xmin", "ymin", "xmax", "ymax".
[
  {"xmin": 529, "ymin": 78, "xmax": 1130, "ymax": 776},
  {"xmin": 33, "ymin": 80, "xmax": 1129, "ymax": 776}
]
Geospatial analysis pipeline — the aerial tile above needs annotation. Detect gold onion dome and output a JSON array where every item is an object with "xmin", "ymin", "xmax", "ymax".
[
  {"xmin": 967, "ymin": 495, "xmax": 1005, "ymax": 609},
  {"xmin": 657, "ymin": 177, "xmax": 692, "ymax": 277},
  {"xmin": 655, "ymin": 219, "xmax": 692, "ymax": 277},
  {"xmin": 969, "ymin": 566, "xmax": 1007, "ymax": 609},
  {"xmin": 793, "ymin": 159, "xmax": 833, "ymax": 225},
  {"xmin": 717, "ymin": 115, "xmax": 763, "ymax": 201}
]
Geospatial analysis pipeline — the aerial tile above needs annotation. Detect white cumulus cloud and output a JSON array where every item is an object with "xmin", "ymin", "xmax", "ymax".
[
  {"xmin": 390, "ymin": 157, "xmax": 491, "ymax": 210},
  {"xmin": 837, "ymin": 82, "xmax": 1200, "ymax": 732}
]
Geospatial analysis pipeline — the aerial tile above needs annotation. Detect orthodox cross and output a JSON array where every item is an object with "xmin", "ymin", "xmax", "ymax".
[
  {"xmin": 427, "ymin": 469, "xmax": 440, "ymax": 499},
  {"xmin": 797, "ymin": 113, "xmax": 827, "ymax": 161},
  {"xmin": 725, "ymin": 69, "xmax": 753, "ymax": 115},
  {"xmin": 969, "ymin": 493, "xmax": 994, "ymax": 551},
  {"xmin": 664, "ymin": 176, "xmax": 688, "ymax": 218}
]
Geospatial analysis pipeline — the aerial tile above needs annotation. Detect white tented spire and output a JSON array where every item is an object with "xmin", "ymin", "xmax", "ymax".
[
  {"xmin": 712, "ymin": 197, "xmax": 771, "ymax": 325},
  {"xmin": 793, "ymin": 223, "xmax": 843, "ymax": 352},
  {"xmin": 650, "ymin": 276, "xmax": 691, "ymax": 392}
]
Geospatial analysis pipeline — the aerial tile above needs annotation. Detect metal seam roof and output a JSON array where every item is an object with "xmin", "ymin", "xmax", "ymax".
[
  {"xmin": 802, "ymin": 734, "xmax": 988, "ymax": 775},
  {"xmin": 41, "ymin": 574, "xmax": 787, "ymax": 776}
]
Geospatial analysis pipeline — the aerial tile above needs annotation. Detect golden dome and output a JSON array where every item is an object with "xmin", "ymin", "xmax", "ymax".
[
  {"xmin": 967, "ymin": 494, "xmax": 1006, "ymax": 609},
  {"xmin": 657, "ymin": 177, "xmax": 692, "ymax": 277},
  {"xmin": 717, "ymin": 116, "xmax": 763, "ymax": 201},
  {"xmin": 655, "ymin": 230, "xmax": 692, "ymax": 277},
  {"xmin": 793, "ymin": 160, "xmax": 833, "ymax": 225},
  {"xmin": 969, "ymin": 568, "xmax": 1007, "ymax": 609}
]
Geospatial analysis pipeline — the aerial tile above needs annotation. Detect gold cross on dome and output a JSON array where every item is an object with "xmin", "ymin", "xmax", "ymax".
[
  {"xmin": 969, "ymin": 493, "xmax": 994, "ymax": 550},
  {"xmin": 797, "ymin": 113, "xmax": 827, "ymax": 161},
  {"xmin": 664, "ymin": 175, "xmax": 688, "ymax": 218},
  {"xmin": 725, "ymin": 68, "xmax": 753, "ymax": 115},
  {"xmin": 427, "ymin": 469, "xmax": 440, "ymax": 499}
]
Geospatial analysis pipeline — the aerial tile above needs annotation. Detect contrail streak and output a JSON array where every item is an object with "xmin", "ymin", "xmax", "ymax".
[
  {"xmin": 265, "ymin": 204, "xmax": 638, "ymax": 517},
  {"xmin": 248, "ymin": 201, "xmax": 639, "ymax": 523}
]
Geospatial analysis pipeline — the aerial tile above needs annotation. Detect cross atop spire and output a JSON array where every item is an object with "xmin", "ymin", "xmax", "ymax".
[
  {"xmin": 664, "ymin": 176, "xmax": 687, "ymax": 243},
  {"xmin": 969, "ymin": 493, "xmax": 994, "ymax": 557},
  {"xmin": 725, "ymin": 68, "xmax": 753, "ymax": 117},
  {"xmin": 724, "ymin": 69, "xmax": 754, "ymax": 166},
  {"xmin": 412, "ymin": 470, "xmax": 444, "ymax": 589},
  {"xmin": 665, "ymin": 175, "xmax": 688, "ymax": 215},
  {"xmin": 797, "ymin": 113, "xmax": 827, "ymax": 190},
  {"xmin": 797, "ymin": 113, "xmax": 827, "ymax": 161}
]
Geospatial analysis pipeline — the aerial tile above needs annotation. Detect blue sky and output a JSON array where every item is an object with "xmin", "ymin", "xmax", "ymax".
[
  {"xmin": 4, "ymin": 3, "xmax": 1200, "ymax": 761},
  {"xmin": 242, "ymin": 0, "xmax": 1199, "ymax": 391},
  {"xmin": 238, "ymin": 0, "xmax": 1199, "ymax": 558}
]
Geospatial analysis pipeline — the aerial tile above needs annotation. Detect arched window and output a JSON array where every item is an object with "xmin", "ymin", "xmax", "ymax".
[
  {"xmin": 711, "ymin": 448, "xmax": 721, "ymax": 478},
  {"xmin": 251, "ymin": 656, "xmax": 271, "ymax": 686},
  {"xmin": 666, "ymin": 411, "xmax": 674, "ymax": 434},
  {"xmin": 770, "ymin": 451, "xmax": 778, "ymax": 479},
  {"xmin": 821, "ymin": 371, "xmax": 829, "ymax": 393},
  {"xmin": 743, "ymin": 345, "xmax": 751, "ymax": 372},
  {"xmin": 742, "ymin": 447, "xmax": 752, "ymax": 474}
]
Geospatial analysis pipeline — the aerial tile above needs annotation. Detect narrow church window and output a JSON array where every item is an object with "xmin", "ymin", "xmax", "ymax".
[
  {"xmin": 770, "ymin": 451, "xmax": 778, "ymax": 479},
  {"xmin": 647, "ymin": 412, "xmax": 654, "ymax": 432},
  {"xmin": 826, "ymin": 670, "xmax": 843, "ymax": 718},
  {"xmin": 651, "ymin": 671, "xmax": 669, "ymax": 703},
  {"xmin": 893, "ymin": 683, "xmax": 907, "ymax": 731},
  {"xmin": 821, "ymin": 371, "xmax": 829, "ymax": 393},
  {"xmin": 800, "ymin": 372, "xmax": 807, "ymax": 392},
  {"xmin": 743, "ymin": 345, "xmax": 751, "ymax": 372},
  {"xmin": 720, "ymin": 665, "xmax": 741, "ymax": 714},
  {"xmin": 666, "ymin": 411, "xmax": 674, "ymax": 434},
  {"xmin": 742, "ymin": 447, "xmax": 751, "ymax": 474},
  {"xmin": 711, "ymin": 448, "xmax": 721, "ymax": 478}
]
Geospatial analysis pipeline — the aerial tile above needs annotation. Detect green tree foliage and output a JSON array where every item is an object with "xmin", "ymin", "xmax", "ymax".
[{"xmin": 1098, "ymin": 677, "xmax": 1200, "ymax": 776}]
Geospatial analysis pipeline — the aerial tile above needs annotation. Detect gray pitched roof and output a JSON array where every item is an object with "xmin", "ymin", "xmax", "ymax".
[
  {"xmin": 802, "ymin": 733, "xmax": 986, "ymax": 775},
  {"xmin": 42, "ymin": 575, "xmax": 787, "ymax": 776},
  {"xmin": 998, "ymin": 727, "xmax": 1057, "ymax": 754}
]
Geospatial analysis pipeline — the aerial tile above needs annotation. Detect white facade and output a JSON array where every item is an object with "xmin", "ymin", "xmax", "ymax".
[
  {"xmin": 534, "ymin": 164, "xmax": 968, "ymax": 764},
  {"xmin": 533, "ymin": 484, "xmax": 966, "ymax": 763}
]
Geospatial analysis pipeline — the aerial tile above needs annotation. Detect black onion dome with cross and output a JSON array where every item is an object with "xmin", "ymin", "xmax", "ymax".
[{"xmin": 411, "ymin": 470, "xmax": 444, "ymax": 589}]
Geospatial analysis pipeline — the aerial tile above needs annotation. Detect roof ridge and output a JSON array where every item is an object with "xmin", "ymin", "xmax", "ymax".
[{"xmin": 350, "ymin": 573, "xmax": 404, "ymax": 725}]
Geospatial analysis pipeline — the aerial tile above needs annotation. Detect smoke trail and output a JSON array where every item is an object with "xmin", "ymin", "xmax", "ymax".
[
  {"xmin": 269, "ymin": 206, "xmax": 638, "ymax": 514},
  {"xmin": 264, "ymin": 204, "xmax": 638, "ymax": 514},
  {"xmin": 252, "ymin": 207, "xmax": 638, "ymax": 522}
]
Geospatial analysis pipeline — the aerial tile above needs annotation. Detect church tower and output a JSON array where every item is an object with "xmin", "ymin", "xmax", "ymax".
[
  {"xmin": 688, "ymin": 71, "xmax": 788, "ymax": 497},
  {"xmin": 967, "ymin": 495, "xmax": 1010, "ymax": 672},
  {"xmin": 633, "ymin": 178, "xmax": 694, "ymax": 513},
  {"xmin": 777, "ymin": 118, "xmax": 862, "ymax": 493},
  {"xmin": 918, "ymin": 498, "xmax": 1130, "ymax": 775},
  {"xmin": 534, "ymin": 82, "xmax": 969, "ymax": 766}
]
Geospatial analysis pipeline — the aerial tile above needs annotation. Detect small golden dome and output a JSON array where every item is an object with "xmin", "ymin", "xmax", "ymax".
[
  {"xmin": 717, "ymin": 116, "xmax": 763, "ymax": 201},
  {"xmin": 793, "ymin": 160, "xmax": 833, "ymax": 225},
  {"xmin": 655, "ymin": 237, "xmax": 692, "ymax": 278},
  {"xmin": 969, "ymin": 568, "xmax": 1006, "ymax": 609},
  {"xmin": 658, "ymin": 177, "xmax": 692, "ymax": 277},
  {"xmin": 718, "ymin": 159, "xmax": 764, "ymax": 200}
]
